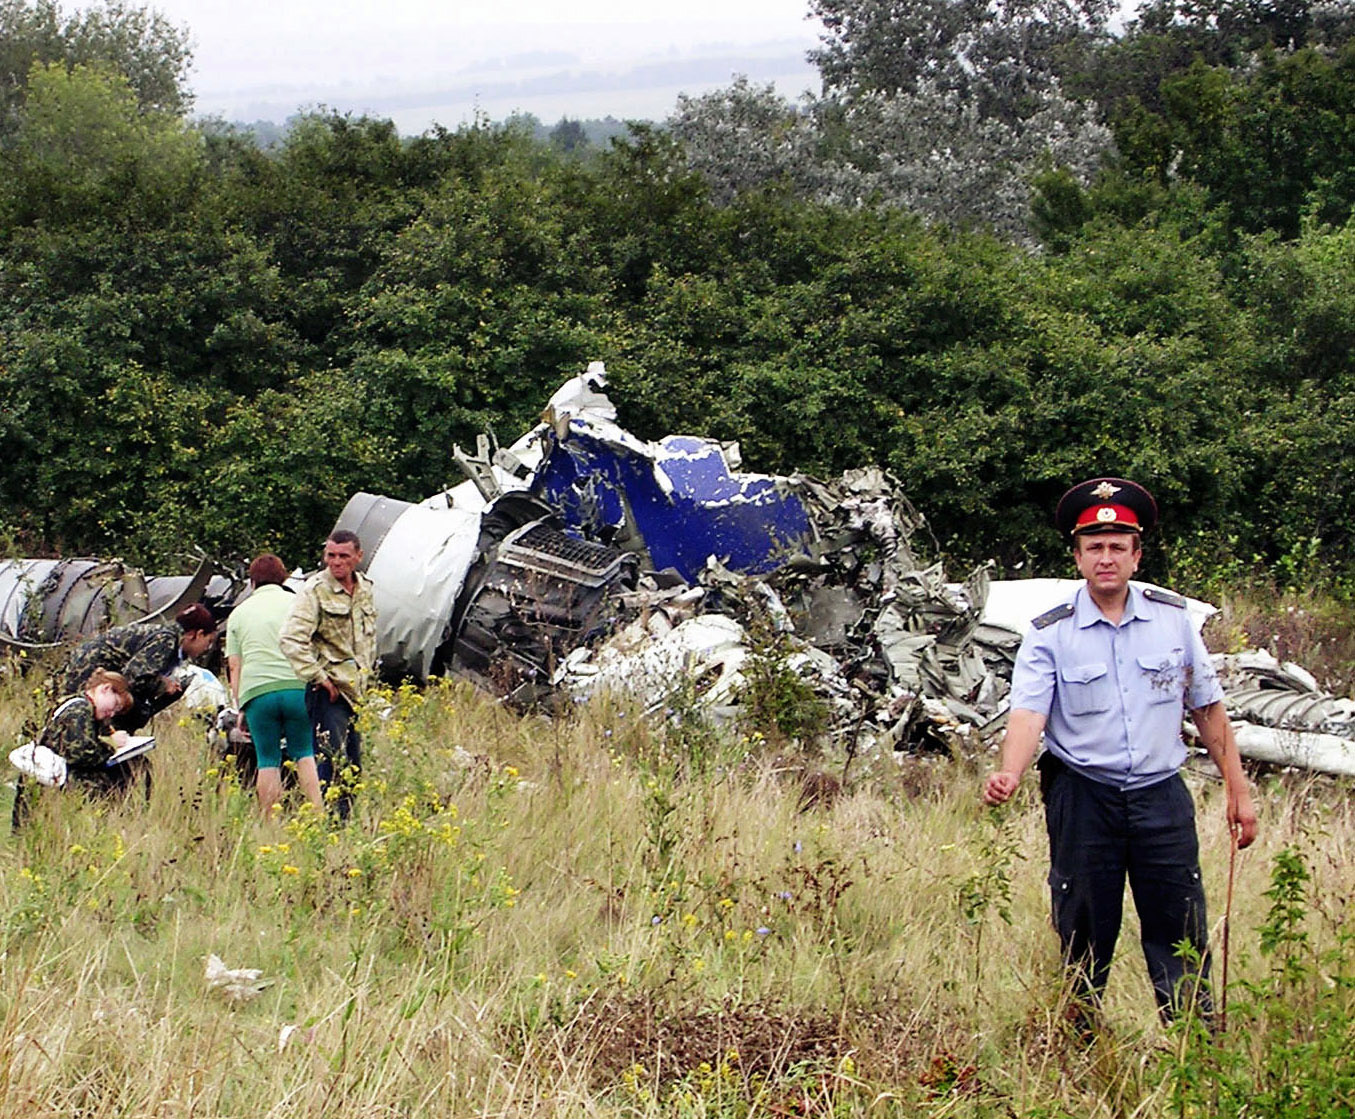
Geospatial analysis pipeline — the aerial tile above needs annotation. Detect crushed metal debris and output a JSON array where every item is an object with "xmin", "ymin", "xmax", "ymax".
[{"xmin": 4, "ymin": 363, "xmax": 1354, "ymax": 777}]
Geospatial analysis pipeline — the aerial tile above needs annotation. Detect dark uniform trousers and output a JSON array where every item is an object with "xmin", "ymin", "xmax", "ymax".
[
  {"xmin": 305, "ymin": 683, "xmax": 362, "ymax": 821},
  {"xmin": 1039, "ymin": 752, "xmax": 1211, "ymax": 1019}
]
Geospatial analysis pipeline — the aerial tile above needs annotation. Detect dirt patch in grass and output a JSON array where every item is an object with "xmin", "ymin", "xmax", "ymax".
[{"xmin": 541, "ymin": 993, "xmax": 954, "ymax": 1091}]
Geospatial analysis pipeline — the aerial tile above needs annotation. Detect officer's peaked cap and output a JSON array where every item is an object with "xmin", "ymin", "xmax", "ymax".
[{"xmin": 1055, "ymin": 477, "xmax": 1158, "ymax": 537}]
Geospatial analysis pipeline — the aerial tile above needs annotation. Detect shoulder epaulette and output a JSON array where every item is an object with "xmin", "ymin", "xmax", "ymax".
[
  {"xmin": 1142, "ymin": 586, "xmax": 1186, "ymax": 609},
  {"xmin": 1032, "ymin": 602, "xmax": 1075, "ymax": 629}
]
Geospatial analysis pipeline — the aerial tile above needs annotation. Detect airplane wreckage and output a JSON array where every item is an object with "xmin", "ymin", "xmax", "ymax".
[{"xmin": 3, "ymin": 363, "xmax": 1354, "ymax": 779}]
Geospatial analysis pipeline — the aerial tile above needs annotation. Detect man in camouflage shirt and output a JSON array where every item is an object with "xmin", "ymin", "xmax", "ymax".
[
  {"xmin": 62, "ymin": 604, "xmax": 219, "ymax": 732},
  {"xmin": 279, "ymin": 530, "xmax": 377, "ymax": 819}
]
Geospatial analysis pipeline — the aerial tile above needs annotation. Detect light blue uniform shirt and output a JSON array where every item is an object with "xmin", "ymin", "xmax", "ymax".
[{"xmin": 1009, "ymin": 582, "xmax": 1223, "ymax": 790}]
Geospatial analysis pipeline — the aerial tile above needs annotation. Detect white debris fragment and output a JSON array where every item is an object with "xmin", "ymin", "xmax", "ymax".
[
  {"xmin": 205, "ymin": 954, "xmax": 271, "ymax": 1002},
  {"xmin": 558, "ymin": 614, "xmax": 749, "ymax": 714},
  {"xmin": 178, "ymin": 665, "xmax": 229, "ymax": 711},
  {"xmin": 1228, "ymin": 725, "xmax": 1355, "ymax": 778}
]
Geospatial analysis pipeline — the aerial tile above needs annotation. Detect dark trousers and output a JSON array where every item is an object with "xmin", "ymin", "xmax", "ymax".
[
  {"xmin": 305, "ymin": 683, "xmax": 362, "ymax": 820},
  {"xmin": 1040, "ymin": 755, "xmax": 1211, "ymax": 1020}
]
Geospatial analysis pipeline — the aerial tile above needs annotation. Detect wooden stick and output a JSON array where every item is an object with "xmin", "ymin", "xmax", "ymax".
[{"xmin": 1220, "ymin": 828, "xmax": 1239, "ymax": 1033}]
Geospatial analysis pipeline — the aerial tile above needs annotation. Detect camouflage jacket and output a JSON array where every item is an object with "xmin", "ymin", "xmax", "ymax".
[
  {"xmin": 38, "ymin": 695, "xmax": 110, "ymax": 775},
  {"xmin": 63, "ymin": 623, "xmax": 180, "ymax": 709},
  {"xmin": 278, "ymin": 570, "xmax": 377, "ymax": 706}
]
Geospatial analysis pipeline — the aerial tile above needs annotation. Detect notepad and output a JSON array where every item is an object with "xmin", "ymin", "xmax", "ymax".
[{"xmin": 104, "ymin": 736, "xmax": 156, "ymax": 767}]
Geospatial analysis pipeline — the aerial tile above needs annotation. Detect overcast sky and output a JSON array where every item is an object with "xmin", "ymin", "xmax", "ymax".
[{"xmin": 146, "ymin": 0, "xmax": 824, "ymax": 131}]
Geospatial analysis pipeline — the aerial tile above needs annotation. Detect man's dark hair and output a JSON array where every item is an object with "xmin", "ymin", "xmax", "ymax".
[
  {"xmin": 327, "ymin": 529, "xmax": 361, "ymax": 550},
  {"xmin": 248, "ymin": 553, "xmax": 289, "ymax": 587}
]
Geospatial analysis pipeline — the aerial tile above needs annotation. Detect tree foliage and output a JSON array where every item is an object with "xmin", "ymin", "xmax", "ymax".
[
  {"xmin": 671, "ymin": 0, "xmax": 1119, "ymax": 238},
  {"xmin": 3, "ymin": 0, "xmax": 1355, "ymax": 590},
  {"xmin": 0, "ymin": 0, "xmax": 192, "ymax": 136},
  {"xmin": 0, "ymin": 61, "xmax": 201, "ymax": 227}
]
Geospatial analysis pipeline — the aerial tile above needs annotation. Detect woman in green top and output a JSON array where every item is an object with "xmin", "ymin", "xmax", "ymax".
[{"xmin": 225, "ymin": 554, "xmax": 323, "ymax": 815}]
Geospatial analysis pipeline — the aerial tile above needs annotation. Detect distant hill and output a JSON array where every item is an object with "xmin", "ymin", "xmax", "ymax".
[
  {"xmin": 212, "ymin": 114, "xmax": 638, "ymax": 149},
  {"xmin": 188, "ymin": 39, "xmax": 818, "ymax": 135}
]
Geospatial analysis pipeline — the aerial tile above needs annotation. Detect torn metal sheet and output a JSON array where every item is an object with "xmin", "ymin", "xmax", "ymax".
[
  {"xmin": 532, "ymin": 428, "xmax": 816, "ymax": 581},
  {"xmin": 143, "ymin": 557, "xmax": 231, "ymax": 623},
  {"xmin": 1, "ymin": 558, "xmax": 150, "ymax": 649},
  {"xmin": 12, "ymin": 363, "xmax": 1351, "ymax": 776},
  {"xmin": 556, "ymin": 612, "xmax": 749, "ymax": 715},
  {"xmin": 1214, "ymin": 649, "xmax": 1338, "ymax": 720},
  {"xmin": 434, "ymin": 363, "xmax": 817, "ymax": 581},
  {"xmin": 1227, "ymin": 725, "xmax": 1355, "ymax": 778},
  {"xmin": 334, "ymin": 492, "xmax": 486, "ymax": 680}
]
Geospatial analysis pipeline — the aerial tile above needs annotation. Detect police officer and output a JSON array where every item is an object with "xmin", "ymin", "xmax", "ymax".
[{"xmin": 982, "ymin": 477, "xmax": 1258, "ymax": 1025}]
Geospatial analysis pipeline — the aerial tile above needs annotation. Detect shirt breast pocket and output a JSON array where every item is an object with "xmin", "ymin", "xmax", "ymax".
[
  {"xmin": 1137, "ymin": 651, "xmax": 1185, "ymax": 704},
  {"xmin": 318, "ymin": 598, "xmax": 353, "ymax": 645},
  {"xmin": 1059, "ymin": 662, "xmax": 1110, "ymax": 715}
]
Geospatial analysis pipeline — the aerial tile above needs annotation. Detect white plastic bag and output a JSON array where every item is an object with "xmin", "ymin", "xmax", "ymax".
[{"xmin": 9, "ymin": 742, "xmax": 68, "ymax": 787}]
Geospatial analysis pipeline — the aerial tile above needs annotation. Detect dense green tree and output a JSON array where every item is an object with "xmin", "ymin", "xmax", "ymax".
[
  {"xmin": 0, "ymin": 61, "xmax": 200, "ymax": 227},
  {"xmin": 809, "ymin": 0, "xmax": 1114, "ymax": 117},
  {"xmin": 549, "ymin": 117, "xmax": 588, "ymax": 153},
  {"xmin": 0, "ymin": 0, "xmax": 191, "ymax": 135},
  {"xmin": 668, "ymin": 79, "xmax": 820, "ymax": 206}
]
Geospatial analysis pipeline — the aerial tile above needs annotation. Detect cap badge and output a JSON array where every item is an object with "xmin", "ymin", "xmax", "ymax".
[
  {"xmin": 1096, "ymin": 506, "xmax": 1117, "ymax": 522},
  {"xmin": 1091, "ymin": 481, "xmax": 1120, "ymax": 499}
]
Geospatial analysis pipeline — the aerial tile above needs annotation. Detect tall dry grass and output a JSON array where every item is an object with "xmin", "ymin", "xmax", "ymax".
[{"xmin": 0, "ymin": 670, "xmax": 1351, "ymax": 1117}]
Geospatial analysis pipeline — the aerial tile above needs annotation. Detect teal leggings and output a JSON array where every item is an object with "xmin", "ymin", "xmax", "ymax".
[{"xmin": 242, "ymin": 689, "xmax": 314, "ymax": 769}]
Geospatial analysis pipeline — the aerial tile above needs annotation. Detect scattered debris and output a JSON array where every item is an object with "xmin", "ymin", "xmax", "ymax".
[
  {"xmin": 1211, "ymin": 650, "xmax": 1355, "ymax": 777},
  {"xmin": 338, "ymin": 365, "xmax": 1020, "ymax": 756},
  {"xmin": 5, "ymin": 363, "xmax": 1354, "ymax": 777}
]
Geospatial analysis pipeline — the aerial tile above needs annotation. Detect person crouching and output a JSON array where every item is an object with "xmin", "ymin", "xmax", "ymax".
[{"xmin": 12, "ymin": 668, "xmax": 139, "ymax": 827}]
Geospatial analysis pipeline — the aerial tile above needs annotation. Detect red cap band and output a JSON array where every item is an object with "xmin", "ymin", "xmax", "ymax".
[{"xmin": 1073, "ymin": 503, "xmax": 1141, "ymax": 532}]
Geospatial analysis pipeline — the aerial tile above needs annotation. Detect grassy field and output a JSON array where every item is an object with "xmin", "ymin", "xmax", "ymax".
[{"xmin": 0, "ymin": 660, "xmax": 1352, "ymax": 1117}]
